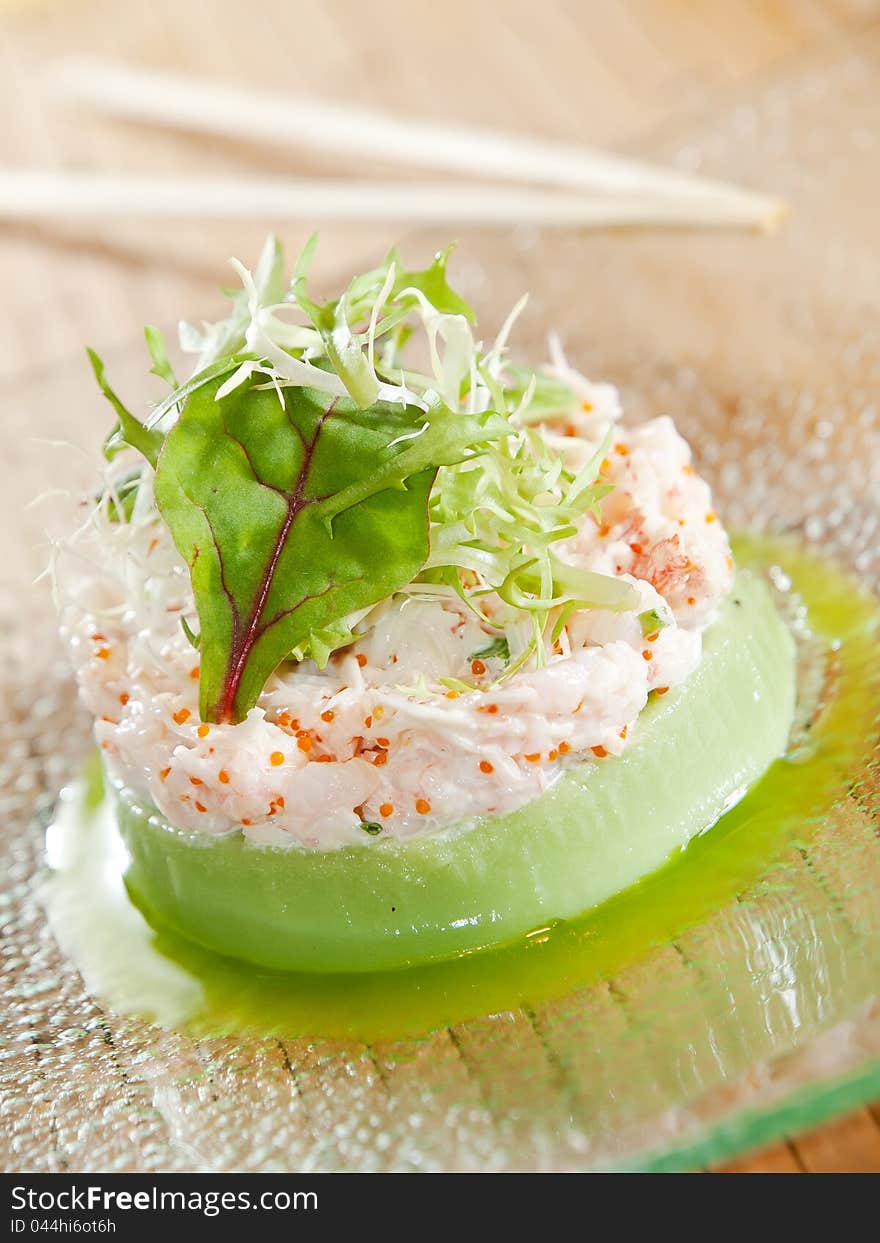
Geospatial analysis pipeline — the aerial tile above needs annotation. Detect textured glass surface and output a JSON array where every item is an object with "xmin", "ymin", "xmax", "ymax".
[{"xmin": 3, "ymin": 33, "xmax": 880, "ymax": 1172}]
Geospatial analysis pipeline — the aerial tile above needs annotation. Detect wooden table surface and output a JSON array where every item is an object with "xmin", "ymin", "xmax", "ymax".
[{"xmin": 1, "ymin": 0, "xmax": 879, "ymax": 1173}]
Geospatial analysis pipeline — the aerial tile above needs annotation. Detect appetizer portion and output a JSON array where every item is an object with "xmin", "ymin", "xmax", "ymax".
[
  {"xmin": 56, "ymin": 239, "xmax": 796, "ymax": 970},
  {"xmin": 64, "ymin": 240, "xmax": 736, "ymax": 845}
]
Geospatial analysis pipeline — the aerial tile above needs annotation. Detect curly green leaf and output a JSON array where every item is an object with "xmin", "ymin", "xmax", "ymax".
[{"xmin": 89, "ymin": 349, "xmax": 164, "ymax": 468}]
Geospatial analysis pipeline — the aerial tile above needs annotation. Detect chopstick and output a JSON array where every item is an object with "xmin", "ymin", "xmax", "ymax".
[
  {"xmin": 49, "ymin": 57, "xmax": 787, "ymax": 232},
  {"xmin": 0, "ymin": 169, "xmax": 785, "ymax": 228}
]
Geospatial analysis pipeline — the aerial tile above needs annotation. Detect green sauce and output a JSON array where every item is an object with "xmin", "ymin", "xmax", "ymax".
[{"xmin": 42, "ymin": 536, "xmax": 880, "ymax": 1042}]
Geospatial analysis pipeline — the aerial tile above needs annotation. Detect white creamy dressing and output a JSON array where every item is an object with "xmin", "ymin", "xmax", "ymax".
[{"xmin": 61, "ymin": 384, "xmax": 733, "ymax": 849}]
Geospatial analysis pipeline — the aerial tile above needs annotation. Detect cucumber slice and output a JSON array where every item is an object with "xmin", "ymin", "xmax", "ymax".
[{"xmin": 115, "ymin": 572, "xmax": 796, "ymax": 973}]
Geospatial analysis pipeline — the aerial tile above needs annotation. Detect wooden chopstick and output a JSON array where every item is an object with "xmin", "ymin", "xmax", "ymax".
[
  {"xmin": 48, "ymin": 57, "xmax": 786, "ymax": 231},
  {"xmin": 0, "ymin": 168, "xmax": 785, "ymax": 229}
]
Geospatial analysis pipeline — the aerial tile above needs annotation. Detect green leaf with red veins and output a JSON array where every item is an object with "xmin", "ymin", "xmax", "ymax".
[{"xmin": 154, "ymin": 374, "xmax": 508, "ymax": 723}]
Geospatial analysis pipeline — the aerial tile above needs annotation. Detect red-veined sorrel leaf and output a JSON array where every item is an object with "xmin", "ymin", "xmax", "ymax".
[{"xmin": 154, "ymin": 375, "xmax": 507, "ymax": 722}]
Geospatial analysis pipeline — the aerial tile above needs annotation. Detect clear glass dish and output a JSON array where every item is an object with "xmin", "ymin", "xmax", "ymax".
[{"xmin": 2, "ymin": 32, "xmax": 880, "ymax": 1172}]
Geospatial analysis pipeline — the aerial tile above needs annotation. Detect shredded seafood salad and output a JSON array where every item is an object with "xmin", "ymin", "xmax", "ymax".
[{"xmin": 58, "ymin": 238, "xmax": 734, "ymax": 849}]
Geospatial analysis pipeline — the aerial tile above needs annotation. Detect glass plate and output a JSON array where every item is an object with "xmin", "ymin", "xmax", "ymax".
[{"xmin": 3, "ymin": 32, "xmax": 880, "ymax": 1173}]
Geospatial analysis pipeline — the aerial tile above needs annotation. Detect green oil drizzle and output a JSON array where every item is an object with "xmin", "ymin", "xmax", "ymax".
[{"xmin": 42, "ymin": 536, "xmax": 880, "ymax": 1042}]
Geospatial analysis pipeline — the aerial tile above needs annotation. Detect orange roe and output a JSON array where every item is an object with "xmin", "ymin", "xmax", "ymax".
[
  {"xmin": 189, "ymin": 667, "xmax": 200, "ymax": 680},
  {"xmin": 592, "ymin": 745, "xmax": 608, "ymax": 758},
  {"xmin": 445, "ymin": 690, "xmax": 460, "ymax": 699},
  {"xmin": 195, "ymin": 802, "xmax": 207, "ymax": 813},
  {"xmin": 642, "ymin": 649, "xmax": 653, "ymax": 661},
  {"xmin": 297, "ymin": 735, "xmax": 312, "ymax": 753},
  {"xmin": 372, "ymin": 752, "xmax": 387, "ymax": 766},
  {"xmin": 479, "ymin": 760, "xmax": 494, "ymax": 774},
  {"xmin": 159, "ymin": 767, "xmax": 170, "ymax": 781},
  {"xmin": 614, "ymin": 443, "xmax": 629, "ymax": 456},
  {"xmin": 190, "ymin": 776, "xmax": 203, "ymax": 786},
  {"xmin": 197, "ymin": 724, "xmax": 210, "ymax": 738},
  {"xmin": 415, "ymin": 798, "xmax": 431, "ymax": 815},
  {"xmin": 172, "ymin": 708, "xmax": 191, "ymax": 725},
  {"xmin": 379, "ymin": 803, "xmax": 394, "ymax": 818},
  {"xmin": 96, "ymin": 648, "xmax": 110, "ymax": 661},
  {"xmin": 548, "ymin": 749, "xmax": 559, "ymax": 761},
  {"xmin": 376, "ymin": 737, "xmax": 390, "ymax": 748},
  {"xmin": 558, "ymin": 741, "xmax": 571, "ymax": 753},
  {"xmin": 655, "ymin": 686, "xmax": 670, "ymax": 696},
  {"xmin": 356, "ymin": 653, "xmax": 367, "ymax": 668},
  {"xmin": 525, "ymin": 753, "xmax": 541, "ymax": 763},
  {"xmin": 320, "ymin": 709, "xmax": 335, "ymax": 723},
  {"xmin": 119, "ymin": 693, "xmax": 129, "ymax": 706},
  {"xmin": 270, "ymin": 751, "xmax": 285, "ymax": 766},
  {"xmin": 471, "ymin": 659, "xmax": 486, "ymax": 676},
  {"xmin": 218, "ymin": 769, "xmax": 230, "ymax": 784}
]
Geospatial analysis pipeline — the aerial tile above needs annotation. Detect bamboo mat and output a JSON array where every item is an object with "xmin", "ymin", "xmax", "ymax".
[{"xmin": 2, "ymin": 0, "xmax": 880, "ymax": 1173}]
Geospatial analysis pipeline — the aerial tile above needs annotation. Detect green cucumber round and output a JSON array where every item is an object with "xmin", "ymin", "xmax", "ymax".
[{"xmin": 115, "ymin": 572, "xmax": 796, "ymax": 973}]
